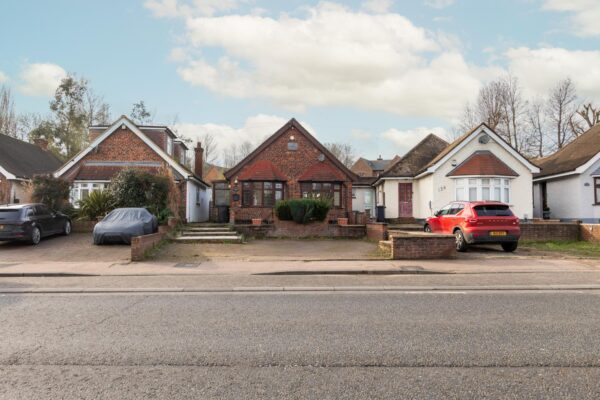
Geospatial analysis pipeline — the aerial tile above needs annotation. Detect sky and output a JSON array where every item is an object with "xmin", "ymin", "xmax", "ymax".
[{"xmin": 1, "ymin": 0, "xmax": 599, "ymax": 163}]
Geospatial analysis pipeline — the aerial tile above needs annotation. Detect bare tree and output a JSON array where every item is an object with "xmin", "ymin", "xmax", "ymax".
[
  {"xmin": 84, "ymin": 90, "xmax": 111, "ymax": 126},
  {"xmin": 498, "ymin": 74, "xmax": 529, "ymax": 152},
  {"xmin": 199, "ymin": 132, "xmax": 218, "ymax": 165},
  {"xmin": 0, "ymin": 86, "xmax": 18, "ymax": 138},
  {"xmin": 546, "ymin": 78, "xmax": 578, "ymax": 149},
  {"xmin": 477, "ymin": 80, "xmax": 505, "ymax": 130},
  {"xmin": 569, "ymin": 102, "xmax": 600, "ymax": 136},
  {"xmin": 222, "ymin": 141, "xmax": 254, "ymax": 168},
  {"xmin": 324, "ymin": 142, "xmax": 356, "ymax": 169},
  {"xmin": 130, "ymin": 100, "xmax": 153, "ymax": 125},
  {"xmin": 527, "ymin": 100, "xmax": 549, "ymax": 158}
]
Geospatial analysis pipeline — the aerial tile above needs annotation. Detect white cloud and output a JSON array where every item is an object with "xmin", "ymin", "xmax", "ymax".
[
  {"xmin": 351, "ymin": 129, "xmax": 373, "ymax": 140},
  {"xmin": 144, "ymin": 0, "xmax": 239, "ymax": 18},
  {"xmin": 362, "ymin": 0, "xmax": 393, "ymax": 14},
  {"xmin": 0, "ymin": 71, "xmax": 7, "ymax": 83},
  {"xmin": 424, "ymin": 0, "xmax": 455, "ymax": 9},
  {"xmin": 19, "ymin": 63, "xmax": 66, "ymax": 97},
  {"xmin": 174, "ymin": 3, "xmax": 497, "ymax": 120},
  {"xmin": 173, "ymin": 114, "xmax": 315, "ymax": 162},
  {"xmin": 506, "ymin": 47, "xmax": 600, "ymax": 101},
  {"xmin": 542, "ymin": 0, "xmax": 600, "ymax": 37},
  {"xmin": 381, "ymin": 126, "xmax": 449, "ymax": 153},
  {"xmin": 168, "ymin": 47, "xmax": 188, "ymax": 62}
]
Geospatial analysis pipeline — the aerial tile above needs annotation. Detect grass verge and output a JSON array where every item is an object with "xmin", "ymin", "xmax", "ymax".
[{"xmin": 520, "ymin": 240, "xmax": 600, "ymax": 258}]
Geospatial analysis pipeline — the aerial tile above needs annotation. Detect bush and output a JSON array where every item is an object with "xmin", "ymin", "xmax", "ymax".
[
  {"xmin": 156, "ymin": 208, "xmax": 174, "ymax": 225},
  {"xmin": 110, "ymin": 169, "xmax": 170, "ymax": 216},
  {"xmin": 77, "ymin": 190, "xmax": 116, "ymax": 220},
  {"xmin": 31, "ymin": 175, "xmax": 70, "ymax": 211},
  {"xmin": 280, "ymin": 198, "xmax": 331, "ymax": 224}
]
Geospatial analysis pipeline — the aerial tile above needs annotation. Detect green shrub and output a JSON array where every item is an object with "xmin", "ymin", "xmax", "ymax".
[
  {"xmin": 109, "ymin": 169, "xmax": 170, "ymax": 216},
  {"xmin": 77, "ymin": 190, "xmax": 116, "ymax": 220},
  {"xmin": 31, "ymin": 175, "xmax": 70, "ymax": 211},
  {"xmin": 275, "ymin": 200, "xmax": 292, "ymax": 221},
  {"xmin": 156, "ymin": 208, "xmax": 174, "ymax": 225},
  {"xmin": 285, "ymin": 198, "xmax": 331, "ymax": 224}
]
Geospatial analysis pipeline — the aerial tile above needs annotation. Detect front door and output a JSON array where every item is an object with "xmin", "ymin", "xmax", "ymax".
[{"xmin": 398, "ymin": 183, "xmax": 413, "ymax": 218}]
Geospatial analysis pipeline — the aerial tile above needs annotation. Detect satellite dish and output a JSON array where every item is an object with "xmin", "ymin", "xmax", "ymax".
[
  {"xmin": 478, "ymin": 134, "xmax": 490, "ymax": 144},
  {"xmin": 318, "ymin": 153, "xmax": 325, "ymax": 162}
]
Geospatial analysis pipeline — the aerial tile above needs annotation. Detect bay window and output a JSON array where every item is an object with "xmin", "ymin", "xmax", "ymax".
[
  {"xmin": 70, "ymin": 182, "xmax": 110, "ymax": 206},
  {"xmin": 241, "ymin": 181, "xmax": 284, "ymax": 207},
  {"xmin": 300, "ymin": 182, "xmax": 342, "ymax": 207},
  {"xmin": 454, "ymin": 178, "xmax": 511, "ymax": 203}
]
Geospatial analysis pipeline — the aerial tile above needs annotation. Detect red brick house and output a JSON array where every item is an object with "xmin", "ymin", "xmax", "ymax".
[
  {"xmin": 54, "ymin": 115, "xmax": 210, "ymax": 222},
  {"xmin": 224, "ymin": 118, "xmax": 358, "ymax": 224}
]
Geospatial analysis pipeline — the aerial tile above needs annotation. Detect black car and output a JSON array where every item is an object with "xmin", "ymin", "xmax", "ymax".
[{"xmin": 0, "ymin": 203, "xmax": 72, "ymax": 245}]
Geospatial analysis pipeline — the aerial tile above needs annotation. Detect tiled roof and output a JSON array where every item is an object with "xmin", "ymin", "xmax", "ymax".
[
  {"xmin": 354, "ymin": 176, "xmax": 377, "ymax": 186},
  {"xmin": 74, "ymin": 165, "xmax": 162, "ymax": 181},
  {"xmin": 298, "ymin": 162, "xmax": 346, "ymax": 181},
  {"xmin": 367, "ymin": 159, "xmax": 394, "ymax": 171},
  {"xmin": 447, "ymin": 151, "xmax": 518, "ymax": 177},
  {"xmin": 535, "ymin": 123, "xmax": 600, "ymax": 178},
  {"xmin": 381, "ymin": 134, "xmax": 449, "ymax": 178},
  {"xmin": 237, "ymin": 160, "xmax": 288, "ymax": 181},
  {"xmin": 0, "ymin": 134, "xmax": 62, "ymax": 179}
]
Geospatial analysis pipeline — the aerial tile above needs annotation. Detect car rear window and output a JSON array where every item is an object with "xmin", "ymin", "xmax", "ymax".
[
  {"xmin": 0, "ymin": 209, "xmax": 22, "ymax": 220},
  {"xmin": 473, "ymin": 205, "xmax": 513, "ymax": 217}
]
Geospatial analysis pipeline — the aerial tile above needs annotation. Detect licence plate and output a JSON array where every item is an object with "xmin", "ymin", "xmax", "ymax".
[{"xmin": 490, "ymin": 231, "xmax": 507, "ymax": 236}]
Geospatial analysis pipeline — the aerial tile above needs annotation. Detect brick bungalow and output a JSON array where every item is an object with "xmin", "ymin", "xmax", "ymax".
[
  {"xmin": 54, "ymin": 115, "xmax": 210, "ymax": 222},
  {"xmin": 224, "ymin": 118, "xmax": 358, "ymax": 224},
  {"xmin": 0, "ymin": 134, "xmax": 62, "ymax": 204}
]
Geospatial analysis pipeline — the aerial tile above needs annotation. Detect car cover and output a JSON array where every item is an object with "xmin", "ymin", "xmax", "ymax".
[{"xmin": 93, "ymin": 208, "xmax": 158, "ymax": 245}]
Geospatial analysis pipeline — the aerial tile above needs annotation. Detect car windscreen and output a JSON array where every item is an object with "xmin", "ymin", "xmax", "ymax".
[
  {"xmin": 473, "ymin": 205, "xmax": 513, "ymax": 217},
  {"xmin": 0, "ymin": 209, "xmax": 22, "ymax": 220}
]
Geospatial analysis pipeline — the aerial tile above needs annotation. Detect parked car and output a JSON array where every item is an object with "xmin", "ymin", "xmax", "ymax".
[
  {"xmin": 424, "ymin": 201, "xmax": 520, "ymax": 252},
  {"xmin": 0, "ymin": 203, "xmax": 71, "ymax": 245},
  {"xmin": 93, "ymin": 208, "xmax": 158, "ymax": 245}
]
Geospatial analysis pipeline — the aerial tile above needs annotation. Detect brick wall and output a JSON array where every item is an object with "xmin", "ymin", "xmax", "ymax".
[
  {"xmin": 351, "ymin": 159, "xmax": 374, "ymax": 177},
  {"xmin": 227, "ymin": 124, "xmax": 353, "ymax": 220},
  {"xmin": 366, "ymin": 222, "xmax": 388, "ymax": 241},
  {"xmin": 131, "ymin": 232, "xmax": 166, "ymax": 261},
  {"xmin": 72, "ymin": 220, "xmax": 97, "ymax": 233},
  {"xmin": 520, "ymin": 222, "xmax": 580, "ymax": 241},
  {"xmin": 390, "ymin": 233, "xmax": 455, "ymax": 259},
  {"xmin": 234, "ymin": 218, "xmax": 365, "ymax": 239},
  {"xmin": 580, "ymin": 224, "xmax": 600, "ymax": 243}
]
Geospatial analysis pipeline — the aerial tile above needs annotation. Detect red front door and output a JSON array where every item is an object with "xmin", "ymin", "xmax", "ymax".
[{"xmin": 398, "ymin": 183, "xmax": 413, "ymax": 218}]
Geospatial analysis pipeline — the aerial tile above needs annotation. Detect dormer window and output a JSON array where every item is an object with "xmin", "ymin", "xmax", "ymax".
[
  {"xmin": 167, "ymin": 137, "xmax": 173, "ymax": 156},
  {"xmin": 180, "ymin": 150, "xmax": 186, "ymax": 165}
]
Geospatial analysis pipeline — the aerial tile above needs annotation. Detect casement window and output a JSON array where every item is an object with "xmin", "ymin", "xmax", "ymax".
[
  {"xmin": 454, "ymin": 178, "xmax": 511, "ymax": 203},
  {"xmin": 241, "ymin": 181, "xmax": 284, "ymax": 207},
  {"xmin": 300, "ymin": 182, "xmax": 342, "ymax": 208},
  {"xmin": 594, "ymin": 178, "xmax": 600, "ymax": 205},
  {"xmin": 213, "ymin": 182, "xmax": 230, "ymax": 206},
  {"xmin": 70, "ymin": 182, "xmax": 110, "ymax": 206}
]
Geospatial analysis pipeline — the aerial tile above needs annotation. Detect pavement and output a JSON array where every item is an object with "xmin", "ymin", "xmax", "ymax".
[{"xmin": 1, "ymin": 289, "xmax": 599, "ymax": 399}]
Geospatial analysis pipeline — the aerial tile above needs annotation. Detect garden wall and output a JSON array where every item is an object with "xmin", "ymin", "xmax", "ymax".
[
  {"xmin": 580, "ymin": 224, "xmax": 600, "ymax": 243},
  {"xmin": 388, "ymin": 232, "xmax": 455, "ymax": 259},
  {"xmin": 520, "ymin": 222, "xmax": 580, "ymax": 242},
  {"xmin": 235, "ymin": 218, "xmax": 366, "ymax": 239},
  {"xmin": 72, "ymin": 220, "xmax": 97, "ymax": 233}
]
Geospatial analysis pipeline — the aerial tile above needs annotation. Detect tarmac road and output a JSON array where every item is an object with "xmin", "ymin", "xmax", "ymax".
[{"xmin": 1, "ymin": 289, "xmax": 599, "ymax": 399}]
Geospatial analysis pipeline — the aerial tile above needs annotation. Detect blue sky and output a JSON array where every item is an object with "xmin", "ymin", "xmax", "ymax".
[{"xmin": 1, "ymin": 0, "xmax": 599, "ymax": 162}]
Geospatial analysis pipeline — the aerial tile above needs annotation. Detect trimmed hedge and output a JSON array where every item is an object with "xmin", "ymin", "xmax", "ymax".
[{"xmin": 275, "ymin": 198, "xmax": 331, "ymax": 224}]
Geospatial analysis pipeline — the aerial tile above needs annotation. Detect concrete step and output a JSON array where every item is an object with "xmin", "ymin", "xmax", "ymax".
[
  {"xmin": 180, "ymin": 230, "xmax": 236, "ymax": 237},
  {"xmin": 173, "ymin": 235, "xmax": 243, "ymax": 244},
  {"xmin": 183, "ymin": 227, "xmax": 234, "ymax": 232},
  {"xmin": 185, "ymin": 224, "xmax": 230, "ymax": 228}
]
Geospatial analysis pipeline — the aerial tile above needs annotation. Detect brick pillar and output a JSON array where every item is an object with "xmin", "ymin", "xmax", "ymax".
[{"xmin": 194, "ymin": 142, "xmax": 204, "ymax": 178}]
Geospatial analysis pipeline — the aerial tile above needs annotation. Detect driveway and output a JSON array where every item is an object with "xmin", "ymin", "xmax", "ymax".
[{"xmin": 0, "ymin": 233, "xmax": 130, "ymax": 263}]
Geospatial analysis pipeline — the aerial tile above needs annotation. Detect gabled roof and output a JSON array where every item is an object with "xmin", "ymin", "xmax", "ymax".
[
  {"xmin": 238, "ymin": 160, "xmax": 288, "ymax": 181},
  {"xmin": 298, "ymin": 162, "xmax": 346, "ymax": 182},
  {"xmin": 379, "ymin": 134, "xmax": 449, "ymax": 178},
  {"xmin": 224, "ymin": 118, "xmax": 358, "ymax": 181},
  {"xmin": 367, "ymin": 158, "xmax": 395, "ymax": 171},
  {"xmin": 447, "ymin": 150, "xmax": 518, "ymax": 177},
  {"xmin": 534, "ymin": 123, "xmax": 600, "ymax": 179},
  {"xmin": 0, "ymin": 134, "xmax": 62, "ymax": 179},
  {"xmin": 55, "ymin": 116, "xmax": 208, "ymax": 187}
]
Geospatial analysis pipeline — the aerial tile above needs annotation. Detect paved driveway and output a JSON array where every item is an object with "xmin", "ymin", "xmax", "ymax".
[{"xmin": 0, "ymin": 233, "xmax": 130, "ymax": 263}]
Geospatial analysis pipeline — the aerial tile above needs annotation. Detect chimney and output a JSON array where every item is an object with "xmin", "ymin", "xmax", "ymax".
[
  {"xmin": 33, "ymin": 138, "xmax": 49, "ymax": 151},
  {"xmin": 194, "ymin": 142, "xmax": 204, "ymax": 178}
]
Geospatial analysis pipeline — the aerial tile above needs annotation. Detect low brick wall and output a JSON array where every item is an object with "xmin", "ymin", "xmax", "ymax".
[
  {"xmin": 520, "ymin": 222, "xmax": 580, "ymax": 242},
  {"xmin": 235, "ymin": 219, "xmax": 366, "ymax": 239},
  {"xmin": 72, "ymin": 220, "xmax": 97, "ymax": 233},
  {"xmin": 580, "ymin": 224, "xmax": 600, "ymax": 243},
  {"xmin": 131, "ymin": 232, "xmax": 166, "ymax": 261},
  {"xmin": 389, "ymin": 232, "xmax": 455, "ymax": 259},
  {"xmin": 366, "ymin": 222, "xmax": 388, "ymax": 241}
]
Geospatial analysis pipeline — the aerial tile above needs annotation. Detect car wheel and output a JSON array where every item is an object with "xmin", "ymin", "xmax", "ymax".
[
  {"xmin": 30, "ymin": 226, "xmax": 41, "ymax": 245},
  {"xmin": 63, "ymin": 221, "xmax": 72, "ymax": 236},
  {"xmin": 501, "ymin": 242, "xmax": 518, "ymax": 252},
  {"xmin": 424, "ymin": 224, "xmax": 432, "ymax": 233},
  {"xmin": 454, "ymin": 229, "xmax": 468, "ymax": 252}
]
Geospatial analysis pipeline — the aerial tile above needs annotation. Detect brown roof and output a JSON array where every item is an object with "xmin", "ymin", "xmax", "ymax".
[
  {"xmin": 237, "ymin": 160, "xmax": 288, "ymax": 181},
  {"xmin": 354, "ymin": 176, "xmax": 378, "ymax": 186},
  {"xmin": 447, "ymin": 151, "xmax": 518, "ymax": 177},
  {"xmin": 298, "ymin": 162, "xmax": 346, "ymax": 182},
  {"xmin": 74, "ymin": 165, "xmax": 161, "ymax": 180},
  {"xmin": 204, "ymin": 165, "xmax": 226, "ymax": 183},
  {"xmin": 380, "ymin": 134, "xmax": 449, "ymax": 178},
  {"xmin": 224, "ymin": 118, "xmax": 358, "ymax": 181},
  {"xmin": 534, "ymin": 123, "xmax": 600, "ymax": 179}
]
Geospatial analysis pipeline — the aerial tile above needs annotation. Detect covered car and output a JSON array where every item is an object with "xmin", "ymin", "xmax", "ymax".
[{"xmin": 93, "ymin": 208, "xmax": 158, "ymax": 245}]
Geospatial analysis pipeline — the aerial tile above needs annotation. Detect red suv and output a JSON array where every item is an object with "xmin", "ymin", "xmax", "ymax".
[{"xmin": 424, "ymin": 201, "xmax": 520, "ymax": 252}]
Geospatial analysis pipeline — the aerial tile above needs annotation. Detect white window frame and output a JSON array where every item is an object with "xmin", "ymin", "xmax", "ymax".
[
  {"xmin": 454, "ymin": 177, "xmax": 511, "ymax": 203},
  {"xmin": 70, "ymin": 181, "xmax": 110, "ymax": 206},
  {"xmin": 167, "ymin": 137, "xmax": 174, "ymax": 156}
]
